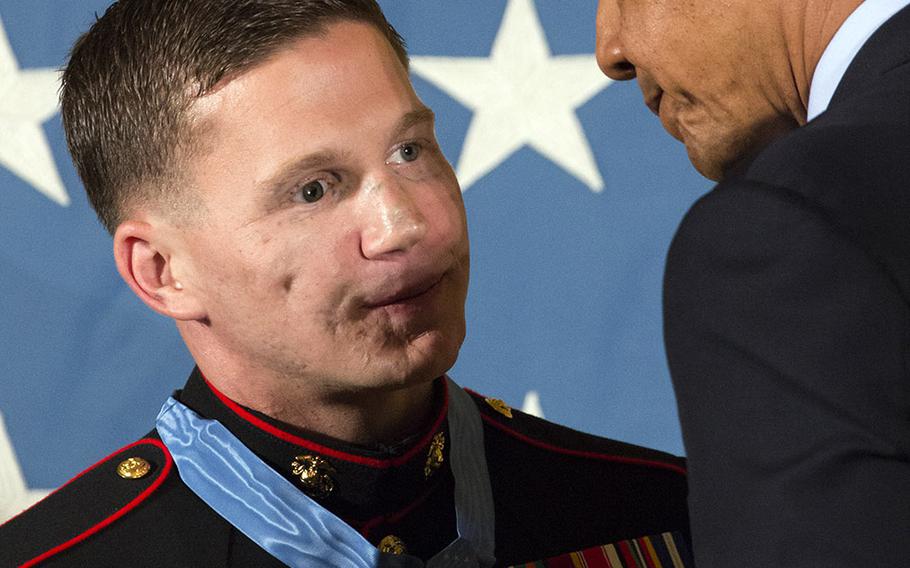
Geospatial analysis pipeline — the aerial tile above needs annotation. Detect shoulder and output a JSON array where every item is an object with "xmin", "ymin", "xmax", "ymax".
[
  {"xmin": 468, "ymin": 388, "xmax": 686, "ymax": 477},
  {"xmin": 751, "ymin": 59, "xmax": 910, "ymax": 190},
  {"xmin": 667, "ymin": 101, "xmax": 910, "ymax": 308},
  {"xmin": 735, "ymin": 77, "xmax": 910, "ymax": 248},
  {"xmin": 669, "ymin": 175, "xmax": 817, "ymax": 268},
  {"xmin": 0, "ymin": 432, "xmax": 227, "ymax": 566},
  {"xmin": 749, "ymin": 99, "xmax": 910, "ymax": 285},
  {"xmin": 666, "ymin": 149, "xmax": 871, "ymax": 284},
  {"xmin": 465, "ymin": 388, "xmax": 690, "ymax": 556},
  {"xmin": 747, "ymin": 110, "xmax": 910, "ymax": 205}
]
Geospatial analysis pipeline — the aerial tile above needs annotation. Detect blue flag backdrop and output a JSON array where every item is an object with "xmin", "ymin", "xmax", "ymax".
[{"xmin": 0, "ymin": 0, "xmax": 709, "ymax": 519}]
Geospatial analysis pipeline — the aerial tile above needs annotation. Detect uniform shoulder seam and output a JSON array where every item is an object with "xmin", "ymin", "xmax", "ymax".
[
  {"xmin": 464, "ymin": 388, "xmax": 687, "ymax": 477},
  {"xmin": 17, "ymin": 438, "xmax": 173, "ymax": 567},
  {"xmin": 479, "ymin": 414, "xmax": 687, "ymax": 476}
]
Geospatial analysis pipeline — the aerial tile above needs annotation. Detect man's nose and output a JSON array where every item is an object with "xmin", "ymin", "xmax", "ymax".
[
  {"xmin": 360, "ymin": 177, "xmax": 428, "ymax": 259},
  {"xmin": 595, "ymin": 0, "xmax": 636, "ymax": 81}
]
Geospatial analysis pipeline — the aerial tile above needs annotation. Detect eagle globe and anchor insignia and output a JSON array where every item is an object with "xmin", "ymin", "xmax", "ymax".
[
  {"xmin": 290, "ymin": 455, "xmax": 337, "ymax": 499},
  {"xmin": 116, "ymin": 457, "xmax": 152, "ymax": 480},
  {"xmin": 424, "ymin": 431, "xmax": 446, "ymax": 478}
]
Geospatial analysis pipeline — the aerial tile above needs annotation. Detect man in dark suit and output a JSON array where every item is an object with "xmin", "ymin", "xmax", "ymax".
[
  {"xmin": 0, "ymin": 1, "xmax": 693, "ymax": 566},
  {"xmin": 596, "ymin": 0, "xmax": 910, "ymax": 565}
]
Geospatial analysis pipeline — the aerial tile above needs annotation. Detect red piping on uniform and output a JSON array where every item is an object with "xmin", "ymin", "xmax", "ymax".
[
  {"xmin": 203, "ymin": 376, "xmax": 449, "ymax": 468},
  {"xmin": 0, "ymin": 445, "xmax": 106, "ymax": 530},
  {"xmin": 478, "ymin": 413, "xmax": 688, "ymax": 477},
  {"xmin": 19, "ymin": 439, "xmax": 173, "ymax": 568}
]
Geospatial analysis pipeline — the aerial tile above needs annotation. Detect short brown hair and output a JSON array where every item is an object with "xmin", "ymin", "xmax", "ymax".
[{"xmin": 61, "ymin": 0, "xmax": 408, "ymax": 234}]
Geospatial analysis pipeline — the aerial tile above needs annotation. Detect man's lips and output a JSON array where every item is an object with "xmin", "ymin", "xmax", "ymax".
[
  {"xmin": 363, "ymin": 272, "xmax": 446, "ymax": 308},
  {"xmin": 637, "ymin": 72, "xmax": 664, "ymax": 118},
  {"xmin": 640, "ymin": 84, "xmax": 683, "ymax": 141},
  {"xmin": 644, "ymin": 89, "xmax": 663, "ymax": 117}
]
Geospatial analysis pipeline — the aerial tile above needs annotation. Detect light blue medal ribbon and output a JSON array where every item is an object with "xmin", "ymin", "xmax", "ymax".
[{"xmin": 155, "ymin": 378, "xmax": 495, "ymax": 567}]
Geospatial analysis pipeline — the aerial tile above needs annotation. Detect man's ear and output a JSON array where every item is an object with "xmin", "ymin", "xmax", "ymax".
[{"xmin": 113, "ymin": 220, "xmax": 207, "ymax": 321}]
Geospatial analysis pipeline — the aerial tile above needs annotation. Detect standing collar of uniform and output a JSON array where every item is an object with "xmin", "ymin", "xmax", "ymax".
[
  {"xmin": 174, "ymin": 367, "xmax": 453, "ymax": 526},
  {"xmin": 808, "ymin": 0, "xmax": 910, "ymax": 120}
]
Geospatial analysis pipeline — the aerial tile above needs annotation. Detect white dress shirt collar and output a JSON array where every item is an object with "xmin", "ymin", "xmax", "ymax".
[{"xmin": 807, "ymin": 0, "xmax": 910, "ymax": 121}]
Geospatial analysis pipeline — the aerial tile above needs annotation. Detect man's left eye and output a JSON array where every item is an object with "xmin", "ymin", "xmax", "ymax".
[
  {"xmin": 292, "ymin": 179, "xmax": 327, "ymax": 203},
  {"xmin": 389, "ymin": 143, "xmax": 421, "ymax": 164}
]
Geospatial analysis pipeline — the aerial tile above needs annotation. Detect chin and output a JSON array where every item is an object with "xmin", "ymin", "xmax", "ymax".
[
  {"xmin": 680, "ymin": 139, "xmax": 718, "ymax": 181},
  {"xmin": 406, "ymin": 327, "xmax": 463, "ymax": 380},
  {"xmin": 689, "ymin": 153, "xmax": 725, "ymax": 181},
  {"xmin": 683, "ymin": 127, "xmax": 748, "ymax": 182},
  {"xmin": 675, "ymin": 119, "xmax": 723, "ymax": 181},
  {"xmin": 687, "ymin": 112, "xmax": 801, "ymax": 181},
  {"xmin": 358, "ymin": 326, "xmax": 464, "ymax": 391}
]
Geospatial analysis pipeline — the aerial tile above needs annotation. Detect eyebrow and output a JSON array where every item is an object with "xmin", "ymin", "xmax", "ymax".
[
  {"xmin": 256, "ymin": 106, "xmax": 437, "ymax": 201},
  {"xmin": 391, "ymin": 106, "xmax": 436, "ymax": 141},
  {"xmin": 258, "ymin": 150, "xmax": 342, "ymax": 199}
]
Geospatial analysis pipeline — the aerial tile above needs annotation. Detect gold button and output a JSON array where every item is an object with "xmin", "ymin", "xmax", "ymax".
[
  {"xmin": 424, "ymin": 431, "xmax": 445, "ymax": 478},
  {"xmin": 378, "ymin": 535, "xmax": 407, "ymax": 554},
  {"xmin": 484, "ymin": 397, "xmax": 513, "ymax": 418},
  {"xmin": 290, "ymin": 455, "xmax": 336, "ymax": 499},
  {"xmin": 116, "ymin": 457, "xmax": 151, "ymax": 479}
]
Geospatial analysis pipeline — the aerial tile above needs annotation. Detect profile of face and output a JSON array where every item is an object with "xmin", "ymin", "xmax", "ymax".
[
  {"xmin": 595, "ymin": 0, "xmax": 799, "ymax": 180},
  {"xmin": 154, "ymin": 22, "xmax": 470, "ymax": 395}
]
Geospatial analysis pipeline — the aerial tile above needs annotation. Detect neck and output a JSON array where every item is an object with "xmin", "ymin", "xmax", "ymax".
[
  {"xmin": 180, "ymin": 327, "xmax": 437, "ymax": 448},
  {"xmin": 218, "ymin": 376, "xmax": 437, "ymax": 448},
  {"xmin": 780, "ymin": 0, "xmax": 864, "ymax": 124}
]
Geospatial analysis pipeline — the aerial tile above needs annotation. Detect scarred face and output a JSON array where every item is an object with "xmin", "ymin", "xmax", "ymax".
[
  {"xmin": 595, "ymin": 0, "xmax": 801, "ymax": 180},
  {"xmin": 170, "ymin": 22, "xmax": 469, "ymax": 396}
]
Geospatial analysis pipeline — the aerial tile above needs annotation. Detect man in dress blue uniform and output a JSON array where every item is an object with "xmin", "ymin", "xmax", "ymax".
[
  {"xmin": 596, "ymin": 0, "xmax": 910, "ymax": 565},
  {"xmin": 0, "ymin": 1, "xmax": 692, "ymax": 566}
]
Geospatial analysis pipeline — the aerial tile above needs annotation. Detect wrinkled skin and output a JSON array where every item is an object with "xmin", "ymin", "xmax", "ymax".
[{"xmin": 594, "ymin": 0, "xmax": 819, "ymax": 180}]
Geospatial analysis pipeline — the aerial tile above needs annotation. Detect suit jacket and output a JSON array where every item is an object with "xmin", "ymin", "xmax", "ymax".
[
  {"xmin": 1, "ymin": 369, "xmax": 692, "ymax": 567},
  {"xmin": 664, "ymin": 5, "xmax": 910, "ymax": 566}
]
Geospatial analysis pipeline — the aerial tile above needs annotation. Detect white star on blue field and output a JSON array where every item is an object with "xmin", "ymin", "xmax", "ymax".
[
  {"xmin": 0, "ymin": 15, "xmax": 67, "ymax": 206},
  {"xmin": 411, "ymin": 0, "xmax": 612, "ymax": 192}
]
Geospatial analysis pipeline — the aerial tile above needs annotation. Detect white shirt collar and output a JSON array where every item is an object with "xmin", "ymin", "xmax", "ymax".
[{"xmin": 807, "ymin": 0, "xmax": 910, "ymax": 121}]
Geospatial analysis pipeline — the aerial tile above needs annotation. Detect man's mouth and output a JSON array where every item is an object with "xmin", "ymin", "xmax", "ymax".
[
  {"xmin": 641, "ymin": 83, "xmax": 684, "ymax": 142},
  {"xmin": 637, "ymin": 71, "xmax": 664, "ymax": 118},
  {"xmin": 644, "ymin": 89, "xmax": 663, "ymax": 117},
  {"xmin": 364, "ymin": 272, "xmax": 446, "ymax": 309}
]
